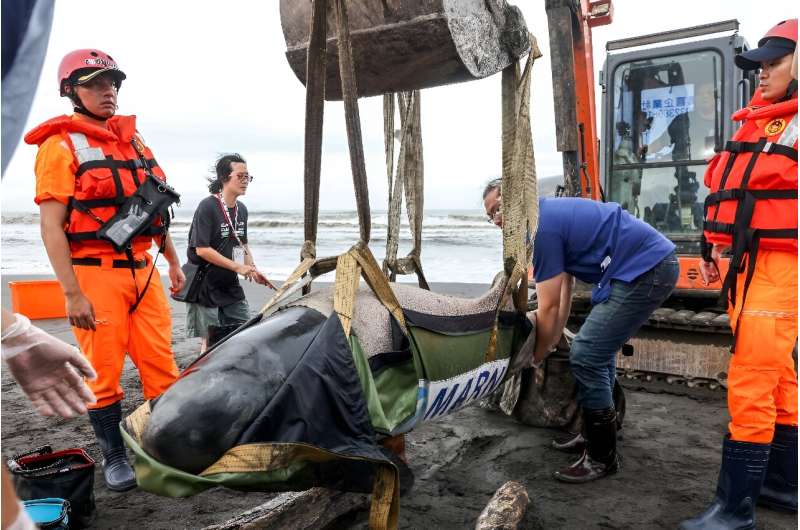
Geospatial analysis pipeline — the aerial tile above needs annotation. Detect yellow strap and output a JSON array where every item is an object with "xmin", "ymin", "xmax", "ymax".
[
  {"xmin": 200, "ymin": 443, "xmax": 341, "ymax": 476},
  {"xmin": 326, "ymin": 246, "xmax": 403, "ymax": 530},
  {"xmin": 333, "ymin": 0, "xmax": 372, "ymax": 242},
  {"xmin": 124, "ymin": 401, "xmax": 151, "ymax": 445},
  {"xmin": 483, "ymin": 263, "xmax": 526, "ymax": 363},
  {"xmin": 301, "ymin": 239, "xmax": 317, "ymax": 261},
  {"xmin": 301, "ymin": 0, "xmax": 328, "ymax": 251},
  {"xmin": 351, "ymin": 244, "xmax": 408, "ymax": 333},
  {"xmin": 334, "ymin": 252, "xmax": 362, "ymax": 337},
  {"xmin": 501, "ymin": 53, "xmax": 535, "ymax": 276},
  {"xmin": 368, "ymin": 464, "xmax": 399, "ymax": 530},
  {"xmin": 258, "ymin": 257, "xmax": 316, "ymax": 315},
  {"xmin": 489, "ymin": 40, "xmax": 541, "ymax": 343},
  {"xmin": 383, "ymin": 91, "xmax": 428, "ymax": 290}
]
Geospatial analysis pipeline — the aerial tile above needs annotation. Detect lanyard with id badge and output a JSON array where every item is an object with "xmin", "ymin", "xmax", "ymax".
[{"xmin": 216, "ymin": 194, "xmax": 248, "ymax": 275}]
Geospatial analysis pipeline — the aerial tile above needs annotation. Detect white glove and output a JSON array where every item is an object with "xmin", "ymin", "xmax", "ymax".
[
  {"xmin": 2, "ymin": 314, "xmax": 97, "ymax": 418},
  {"xmin": 646, "ymin": 144, "xmax": 674, "ymax": 161}
]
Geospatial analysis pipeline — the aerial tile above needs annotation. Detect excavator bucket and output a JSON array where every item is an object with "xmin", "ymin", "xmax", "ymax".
[{"xmin": 279, "ymin": 0, "xmax": 531, "ymax": 100}]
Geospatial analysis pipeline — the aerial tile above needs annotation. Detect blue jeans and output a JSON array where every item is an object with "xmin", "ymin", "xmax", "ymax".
[{"xmin": 570, "ymin": 252, "xmax": 679, "ymax": 409}]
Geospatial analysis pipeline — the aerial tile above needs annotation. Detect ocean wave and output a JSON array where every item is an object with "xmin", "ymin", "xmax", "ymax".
[
  {"xmin": 2, "ymin": 213, "xmax": 40, "ymax": 225},
  {"xmin": 245, "ymin": 210, "xmax": 300, "ymax": 217},
  {"xmin": 245, "ymin": 219, "xmax": 493, "ymax": 230},
  {"xmin": 448, "ymin": 213, "xmax": 487, "ymax": 222},
  {"xmin": 4, "ymin": 210, "xmax": 488, "ymax": 227},
  {"xmin": 241, "ymin": 234, "xmax": 497, "ymax": 248}
]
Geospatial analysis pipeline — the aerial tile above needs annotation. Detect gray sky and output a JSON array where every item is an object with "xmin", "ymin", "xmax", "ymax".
[{"xmin": 2, "ymin": 0, "xmax": 796, "ymax": 212}]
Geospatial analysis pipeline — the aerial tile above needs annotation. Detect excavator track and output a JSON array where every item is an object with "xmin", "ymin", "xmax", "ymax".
[
  {"xmin": 581, "ymin": 307, "xmax": 729, "ymax": 392},
  {"xmin": 532, "ymin": 287, "xmax": 733, "ymax": 395}
]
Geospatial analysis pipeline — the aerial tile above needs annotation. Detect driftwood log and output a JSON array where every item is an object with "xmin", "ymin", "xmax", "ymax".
[
  {"xmin": 202, "ymin": 489, "xmax": 367, "ymax": 530},
  {"xmin": 475, "ymin": 481, "xmax": 529, "ymax": 530}
]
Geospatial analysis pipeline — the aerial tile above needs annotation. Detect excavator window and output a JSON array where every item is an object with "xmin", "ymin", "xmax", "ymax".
[{"xmin": 609, "ymin": 50, "xmax": 723, "ymax": 235}]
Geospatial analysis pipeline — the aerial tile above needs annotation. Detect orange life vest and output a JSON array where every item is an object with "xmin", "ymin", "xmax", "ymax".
[
  {"xmin": 702, "ymin": 95, "xmax": 798, "ymax": 310},
  {"xmin": 24, "ymin": 114, "xmax": 167, "ymax": 256}
]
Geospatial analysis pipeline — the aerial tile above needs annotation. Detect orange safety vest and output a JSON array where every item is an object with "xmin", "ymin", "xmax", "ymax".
[
  {"xmin": 702, "ymin": 94, "xmax": 798, "ymax": 314},
  {"xmin": 25, "ymin": 114, "xmax": 167, "ymax": 256}
]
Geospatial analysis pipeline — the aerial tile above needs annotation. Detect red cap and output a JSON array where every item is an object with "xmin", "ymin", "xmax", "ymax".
[
  {"xmin": 735, "ymin": 19, "xmax": 797, "ymax": 70},
  {"xmin": 758, "ymin": 18, "xmax": 798, "ymax": 47}
]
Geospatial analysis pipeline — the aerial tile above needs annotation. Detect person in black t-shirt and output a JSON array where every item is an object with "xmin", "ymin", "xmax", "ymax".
[{"xmin": 185, "ymin": 153, "xmax": 273, "ymax": 350}]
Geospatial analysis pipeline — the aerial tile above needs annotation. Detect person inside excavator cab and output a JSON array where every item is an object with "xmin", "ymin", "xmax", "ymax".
[
  {"xmin": 611, "ymin": 110, "xmax": 649, "ymax": 215},
  {"xmin": 617, "ymin": 64, "xmax": 717, "ymax": 232},
  {"xmin": 639, "ymin": 80, "xmax": 718, "ymax": 163},
  {"xmin": 648, "ymin": 80, "xmax": 716, "ymax": 232}
]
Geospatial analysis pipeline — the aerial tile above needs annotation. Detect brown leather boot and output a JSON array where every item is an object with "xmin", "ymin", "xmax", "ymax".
[{"xmin": 553, "ymin": 407, "xmax": 619, "ymax": 484}]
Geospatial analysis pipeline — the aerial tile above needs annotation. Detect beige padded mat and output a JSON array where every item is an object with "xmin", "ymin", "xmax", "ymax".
[{"xmin": 284, "ymin": 276, "xmax": 512, "ymax": 358}]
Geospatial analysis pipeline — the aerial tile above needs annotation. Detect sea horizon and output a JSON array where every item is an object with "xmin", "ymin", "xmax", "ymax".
[{"xmin": 1, "ymin": 208, "xmax": 507, "ymax": 283}]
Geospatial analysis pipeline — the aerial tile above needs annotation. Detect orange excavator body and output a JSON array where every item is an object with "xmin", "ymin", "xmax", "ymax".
[{"xmin": 546, "ymin": 4, "xmax": 756, "ymax": 386}]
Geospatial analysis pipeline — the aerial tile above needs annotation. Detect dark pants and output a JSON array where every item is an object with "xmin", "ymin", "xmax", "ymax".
[{"xmin": 570, "ymin": 253, "xmax": 679, "ymax": 409}]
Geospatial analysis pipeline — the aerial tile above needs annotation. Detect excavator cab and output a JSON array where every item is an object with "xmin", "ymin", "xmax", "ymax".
[
  {"xmin": 600, "ymin": 20, "xmax": 755, "ymax": 257},
  {"xmin": 593, "ymin": 21, "xmax": 762, "ymax": 387}
]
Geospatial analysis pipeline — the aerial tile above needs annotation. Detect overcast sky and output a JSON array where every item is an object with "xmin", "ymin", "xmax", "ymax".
[{"xmin": 2, "ymin": 0, "xmax": 796, "ymax": 213}]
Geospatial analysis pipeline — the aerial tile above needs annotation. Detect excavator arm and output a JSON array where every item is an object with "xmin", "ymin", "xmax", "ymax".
[{"xmin": 545, "ymin": 0, "xmax": 612, "ymax": 199}]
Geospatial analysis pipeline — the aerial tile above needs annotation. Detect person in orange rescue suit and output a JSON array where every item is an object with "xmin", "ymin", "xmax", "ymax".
[
  {"xmin": 23, "ymin": 49, "xmax": 186, "ymax": 493},
  {"xmin": 681, "ymin": 18, "xmax": 798, "ymax": 530}
]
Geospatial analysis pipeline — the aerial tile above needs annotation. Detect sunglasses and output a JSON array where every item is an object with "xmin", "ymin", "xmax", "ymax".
[
  {"xmin": 234, "ymin": 173, "xmax": 254, "ymax": 183},
  {"xmin": 486, "ymin": 199, "xmax": 502, "ymax": 223}
]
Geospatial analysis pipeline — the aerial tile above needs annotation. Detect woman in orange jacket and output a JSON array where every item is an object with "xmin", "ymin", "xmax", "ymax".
[
  {"xmin": 24, "ymin": 49, "xmax": 185, "ymax": 493},
  {"xmin": 682, "ymin": 19, "xmax": 798, "ymax": 530}
]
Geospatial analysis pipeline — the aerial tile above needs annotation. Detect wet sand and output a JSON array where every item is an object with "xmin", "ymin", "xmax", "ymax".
[{"xmin": 1, "ymin": 275, "xmax": 795, "ymax": 529}]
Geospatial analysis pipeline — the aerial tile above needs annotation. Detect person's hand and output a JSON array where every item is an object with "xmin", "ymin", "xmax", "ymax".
[
  {"xmin": 699, "ymin": 260, "xmax": 719, "ymax": 285},
  {"xmin": 65, "ymin": 291, "xmax": 95, "ymax": 330},
  {"xmin": 532, "ymin": 351, "xmax": 548, "ymax": 370},
  {"xmin": 235, "ymin": 263, "xmax": 256, "ymax": 277},
  {"xmin": 525, "ymin": 311, "xmax": 545, "ymax": 369},
  {"xmin": 249, "ymin": 270, "xmax": 277, "ymax": 290},
  {"xmin": 555, "ymin": 332, "xmax": 571, "ymax": 351},
  {"xmin": 169, "ymin": 262, "xmax": 186, "ymax": 293},
  {"xmin": 700, "ymin": 245, "xmax": 724, "ymax": 285},
  {"xmin": 2, "ymin": 314, "xmax": 97, "ymax": 418}
]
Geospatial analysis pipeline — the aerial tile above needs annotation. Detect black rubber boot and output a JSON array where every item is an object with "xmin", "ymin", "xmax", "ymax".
[
  {"xmin": 88, "ymin": 402, "xmax": 136, "ymax": 492},
  {"xmin": 552, "ymin": 382, "xmax": 624, "ymax": 454},
  {"xmin": 679, "ymin": 436, "xmax": 770, "ymax": 530},
  {"xmin": 553, "ymin": 407, "xmax": 618, "ymax": 483},
  {"xmin": 758, "ymin": 424, "xmax": 797, "ymax": 513}
]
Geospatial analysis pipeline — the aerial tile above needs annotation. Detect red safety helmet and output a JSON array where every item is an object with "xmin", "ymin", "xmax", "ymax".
[
  {"xmin": 736, "ymin": 19, "xmax": 798, "ymax": 70},
  {"xmin": 58, "ymin": 48, "xmax": 126, "ymax": 96},
  {"xmin": 758, "ymin": 18, "xmax": 798, "ymax": 47}
]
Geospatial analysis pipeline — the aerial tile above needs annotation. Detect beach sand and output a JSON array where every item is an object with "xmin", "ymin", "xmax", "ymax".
[{"xmin": 1, "ymin": 275, "xmax": 795, "ymax": 529}]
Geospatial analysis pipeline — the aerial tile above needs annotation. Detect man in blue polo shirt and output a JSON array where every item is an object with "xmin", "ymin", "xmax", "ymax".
[{"xmin": 483, "ymin": 179, "xmax": 678, "ymax": 483}]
